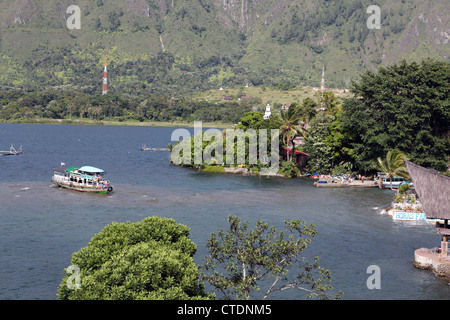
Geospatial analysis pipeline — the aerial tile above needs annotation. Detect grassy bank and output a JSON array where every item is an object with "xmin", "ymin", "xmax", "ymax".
[
  {"xmin": 1, "ymin": 118, "xmax": 234, "ymax": 129},
  {"xmin": 196, "ymin": 86, "xmax": 351, "ymax": 106}
]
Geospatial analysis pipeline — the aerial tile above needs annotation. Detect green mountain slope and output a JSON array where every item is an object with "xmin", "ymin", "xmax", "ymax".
[{"xmin": 0, "ymin": 0, "xmax": 448, "ymax": 96}]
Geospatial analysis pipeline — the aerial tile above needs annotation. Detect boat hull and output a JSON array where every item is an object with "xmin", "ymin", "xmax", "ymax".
[
  {"xmin": 52, "ymin": 179, "xmax": 112, "ymax": 194},
  {"xmin": 381, "ymin": 182, "xmax": 414, "ymax": 189}
]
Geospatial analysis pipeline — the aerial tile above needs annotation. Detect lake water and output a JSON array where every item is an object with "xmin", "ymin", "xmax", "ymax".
[{"xmin": 0, "ymin": 123, "xmax": 448, "ymax": 300}]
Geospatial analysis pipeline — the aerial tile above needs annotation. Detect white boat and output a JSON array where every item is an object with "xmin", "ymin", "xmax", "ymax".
[
  {"xmin": 377, "ymin": 173, "xmax": 413, "ymax": 189},
  {"xmin": 52, "ymin": 166, "xmax": 113, "ymax": 194}
]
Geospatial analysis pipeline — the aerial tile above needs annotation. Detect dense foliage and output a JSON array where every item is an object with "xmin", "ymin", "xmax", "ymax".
[
  {"xmin": 57, "ymin": 216, "xmax": 214, "ymax": 300},
  {"xmin": 0, "ymin": 89, "xmax": 253, "ymax": 124},
  {"xmin": 0, "ymin": 0, "xmax": 446, "ymax": 93},
  {"xmin": 342, "ymin": 59, "xmax": 450, "ymax": 172},
  {"xmin": 2, "ymin": 59, "xmax": 448, "ymax": 175},
  {"xmin": 169, "ymin": 58, "xmax": 450, "ymax": 176}
]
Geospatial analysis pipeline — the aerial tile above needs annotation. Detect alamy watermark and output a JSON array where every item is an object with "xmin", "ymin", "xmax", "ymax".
[
  {"xmin": 66, "ymin": 265, "xmax": 81, "ymax": 290},
  {"xmin": 170, "ymin": 122, "xmax": 280, "ymax": 174},
  {"xmin": 66, "ymin": 4, "xmax": 380, "ymax": 31},
  {"xmin": 66, "ymin": 5, "xmax": 81, "ymax": 30},
  {"xmin": 367, "ymin": 5, "xmax": 381, "ymax": 29},
  {"xmin": 366, "ymin": 265, "xmax": 381, "ymax": 289}
]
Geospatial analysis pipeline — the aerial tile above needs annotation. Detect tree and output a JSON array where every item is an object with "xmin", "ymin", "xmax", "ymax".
[
  {"xmin": 279, "ymin": 104, "xmax": 308, "ymax": 161},
  {"xmin": 236, "ymin": 111, "xmax": 264, "ymax": 130},
  {"xmin": 299, "ymin": 97, "xmax": 317, "ymax": 124},
  {"xmin": 202, "ymin": 215, "xmax": 342, "ymax": 300},
  {"xmin": 376, "ymin": 148, "xmax": 410, "ymax": 190},
  {"xmin": 57, "ymin": 217, "xmax": 214, "ymax": 300},
  {"xmin": 279, "ymin": 160, "xmax": 300, "ymax": 177},
  {"xmin": 323, "ymin": 108, "xmax": 356, "ymax": 171},
  {"xmin": 303, "ymin": 113, "xmax": 335, "ymax": 174},
  {"xmin": 343, "ymin": 59, "xmax": 450, "ymax": 172},
  {"xmin": 315, "ymin": 91, "xmax": 339, "ymax": 113}
]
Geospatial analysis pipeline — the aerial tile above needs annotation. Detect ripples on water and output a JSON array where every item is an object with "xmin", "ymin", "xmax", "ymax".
[{"xmin": 0, "ymin": 124, "xmax": 448, "ymax": 300}]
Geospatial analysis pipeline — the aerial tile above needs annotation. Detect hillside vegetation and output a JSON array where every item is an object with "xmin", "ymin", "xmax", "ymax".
[{"xmin": 0, "ymin": 0, "xmax": 448, "ymax": 96}]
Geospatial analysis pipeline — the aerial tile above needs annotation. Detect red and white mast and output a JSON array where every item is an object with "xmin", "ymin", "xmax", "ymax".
[{"xmin": 102, "ymin": 56, "xmax": 108, "ymax": 95}]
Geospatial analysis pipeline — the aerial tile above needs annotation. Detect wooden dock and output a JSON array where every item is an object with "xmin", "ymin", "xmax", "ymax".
[
  {"xmin": 0, "ymin": 145, "xmax": 23, "ymax": 156},
  {"xmin": 314, "ymin": 180, "xmax": 378, "ymax": 188}
]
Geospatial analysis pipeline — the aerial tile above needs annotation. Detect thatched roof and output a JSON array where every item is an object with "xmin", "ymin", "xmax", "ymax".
[{"xmin": 404, "ymin": 160, "xmax": 450, "ymax": 220}]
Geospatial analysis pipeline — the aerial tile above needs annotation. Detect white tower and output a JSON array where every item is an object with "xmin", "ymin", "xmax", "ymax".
[
  {"xmin": 263, "ymin": 103, "xmax": 271, "ymax": 119},
  {"xmin": 102, "ymin": 56, "xmax": 108, "ymax": 95}
]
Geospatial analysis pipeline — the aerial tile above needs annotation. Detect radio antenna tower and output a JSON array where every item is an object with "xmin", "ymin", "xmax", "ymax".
[
  {"xmin": 102, "ymin": 56, "xmax": 108, "ymax": 95},
  {"xmin": 319, "ymin": 64, "xmax": 326, "ymax": 110},
  {"xmin": 320, "ymin": 64, "xmax": 325, "ymax": 94}
]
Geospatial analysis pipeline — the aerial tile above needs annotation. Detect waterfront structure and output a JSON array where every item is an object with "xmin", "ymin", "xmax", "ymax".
[
  {"xmin": 102, "ymin": 56, "xmax": 108, "ymax": 95},
  {"xmin": 405, "ymin": 160, "xmax": 450, "ymax": 281},
  {"xmin": 0, "ymin": 145, "xmax": 22, "ymax": 156},
  {"xmin": 141, "ymin": 144, "xmax": 169, "ymax": 151},
  {"xmin": 281, "ymin": 147, "xmax": 309, "ymax": 167}
]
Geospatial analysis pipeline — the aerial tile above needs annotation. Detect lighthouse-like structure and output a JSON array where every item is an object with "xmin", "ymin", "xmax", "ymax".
[{"xmin": 102, "ymin": 56, "xmax": 108, "ymax": 95}]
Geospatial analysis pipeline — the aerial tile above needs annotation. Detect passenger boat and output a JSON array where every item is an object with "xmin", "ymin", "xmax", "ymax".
[
  {"xmin": 52, "ymin": 166, "xmax": 113, "ymax": 194},
  {"xmin": 377, "ymin": 173, "xmax": 413, "ymax": 189},
  {"xmin": 381, "ymin": 177, "xmax": 413, "ymax": 189}
]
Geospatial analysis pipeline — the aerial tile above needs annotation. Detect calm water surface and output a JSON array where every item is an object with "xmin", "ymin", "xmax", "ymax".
[{"xmin": 0, "ymin": 123, "xmax": 448, "ymax": 300}]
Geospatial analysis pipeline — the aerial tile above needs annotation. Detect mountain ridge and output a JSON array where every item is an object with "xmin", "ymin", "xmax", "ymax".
[{"xmin": 0, "ymin": 0, "xmax": 448, "ymax": 96}]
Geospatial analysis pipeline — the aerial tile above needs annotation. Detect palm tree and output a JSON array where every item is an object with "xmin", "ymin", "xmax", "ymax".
[
  {"xmin": 279, "ymin": 105, "xmax": 308, "ymax": 162},
  {"xmin": 376, "ymin": 149, "xmax": 410, "ymax": 190}
]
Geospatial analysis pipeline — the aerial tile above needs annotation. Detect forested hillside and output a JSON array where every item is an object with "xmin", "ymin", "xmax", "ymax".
[{"xmin": 0, "ymin": 0, "xmax": 448, "ymax": 96}]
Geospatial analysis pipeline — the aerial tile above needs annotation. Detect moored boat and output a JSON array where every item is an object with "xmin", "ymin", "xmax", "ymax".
[
  {"xmin": 377, "ymin": 173, "xmax": 413, "ymax": 189},
  {"xmin": 52, "ymin": 166, "xmax": 113, "ymax": 194},
  {"xmin": 381, "ymin": 177, "xmax": 413, "ymax": 189}
]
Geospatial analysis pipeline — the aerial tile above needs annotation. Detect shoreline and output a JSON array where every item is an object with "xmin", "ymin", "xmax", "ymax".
[{"xmin": 1, "ymin": 118, "xmax": 233, "ymax": 129}]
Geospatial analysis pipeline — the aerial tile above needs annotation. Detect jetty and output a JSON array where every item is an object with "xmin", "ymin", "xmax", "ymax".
[
  {"xmin": 405, "ymin": 160, "xmax": 450, "ymax": 282},
  {"xmin": 0, "ymin": 145, "xmax": 23, "ymax": 156},
  {"xmin": 141, "ymin": 144, "xmax": 169, "ymax": 151},
  {"xmin": 314, "ymin": 179, "xmax": 378, "ymax": 188},
  {"xmin": 413, "ymin": 248, "xmax": 450, "ymax": 282}
]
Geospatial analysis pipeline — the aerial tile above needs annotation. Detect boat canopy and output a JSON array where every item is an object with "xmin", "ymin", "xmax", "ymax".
[{"xmin": 79, "ymin": 166, "xmax": 105, "ymax": 174}]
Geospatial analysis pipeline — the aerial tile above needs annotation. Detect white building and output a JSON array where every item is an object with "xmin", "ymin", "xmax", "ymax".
[{"xmin": 263, "ymin": 103, "xmax": 271, "ymax": 119}]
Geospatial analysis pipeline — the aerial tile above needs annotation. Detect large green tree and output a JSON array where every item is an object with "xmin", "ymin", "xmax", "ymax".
[
  {"xmin": 323, "ymin": 108, "xmax": 356, "ymax": 172},
  {"xmin": 303, "ymin": 113, "xmax": 335, "ymax": 174},
  {"xmin": 343, "ymin": 59, "xmax": 450, "ymax": 172},
  {"xmin": 57, "ymin": 216, "xmax": 213, "ymax": 300}
]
